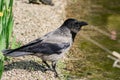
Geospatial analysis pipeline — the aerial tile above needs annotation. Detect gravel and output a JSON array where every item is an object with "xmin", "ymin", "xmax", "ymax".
[
  {"xmin": 13, "ymin": 0, "xmax": 66, "ymax": 44},
  {"xmin": 2, "ymin": 0, "xmax": 67, "ymax": 80}
]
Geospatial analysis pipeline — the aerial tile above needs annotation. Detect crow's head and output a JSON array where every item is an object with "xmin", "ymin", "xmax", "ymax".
[{"xmin": 62, "ymin": 18, "xmax": 88, "ymax": 33}]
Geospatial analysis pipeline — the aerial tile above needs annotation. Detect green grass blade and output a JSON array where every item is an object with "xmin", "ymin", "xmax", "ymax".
[
  {"xmin": 0, "ymin": 20, "xmax": 2, "ymax": 35},
  {"xmin": 0, "ymin": 52, "xmax": 4, "ymax": 79},
  {"xmin": 6, "ymin": 15, "xmax": 13, "ymax": 48},
  {"xmin": 9, "ymin": 0, "xmax": 13, "ymax": 8},
  {"xmin": 0, "ymin": 32, "xmax": 6, "ymax": 50},
  {"xmin": 0, "ymin": 0, "xmax": 4, "ymax": 11}
]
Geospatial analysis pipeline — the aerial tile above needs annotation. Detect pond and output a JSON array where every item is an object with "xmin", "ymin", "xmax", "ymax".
[{"xmin": 65, "ymin": 0, "xmax": 120, "ymax": 80}]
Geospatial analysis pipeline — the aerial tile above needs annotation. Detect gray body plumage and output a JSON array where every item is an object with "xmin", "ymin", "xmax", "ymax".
[
  {"xmin": 3, "ymin": 27, "xmax": 72, "ymax": 61},
  {"xmin": 2, "ymin": 18, "xmax": 88, "ymax": 77},
  {"xmin": 36, "ymin": 27, "xmax": 72, "ymax": 61}
]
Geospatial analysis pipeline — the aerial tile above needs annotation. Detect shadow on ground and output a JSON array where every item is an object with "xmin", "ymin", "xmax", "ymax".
[{"xmin": 4, "ymin": 60, "xmax": 47, "ymax": 72}]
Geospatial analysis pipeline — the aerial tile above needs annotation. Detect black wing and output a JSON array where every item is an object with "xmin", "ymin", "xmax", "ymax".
[
  {"xmin": 7, "ymin": 40, "xmax": 70, "ymax": 54},
  {"xmin": 6, "ymin": 39, "xmax": 43, "ymax": 54},
  {"xmin": 18, "ymin": 42, "xmax": 70, "ymax": 54}
]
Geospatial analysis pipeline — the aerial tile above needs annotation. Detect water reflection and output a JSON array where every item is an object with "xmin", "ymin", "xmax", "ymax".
[
  {"xmin": 88, "ymin": 0, "xmax": 120, "ymax": 51},
  {"xmin": 66, "ymin": 0, "xmax": 120, "ymax": 79}
]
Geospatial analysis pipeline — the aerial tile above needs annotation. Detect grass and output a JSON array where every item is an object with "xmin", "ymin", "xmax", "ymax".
[
  {"xmin": 66, "ymin": 0, "xmax": 120, "ymax": 80},
  {"xmin": 0, "ymin": 0, "xmax": 14, "ymax": 79},
  {"xmin": 0, "ymin": 52, "xmax": 4, "ymax": 79},
  {"xmin": 0, "ymin": 0, "xmax": 14, "ymax": 50}
]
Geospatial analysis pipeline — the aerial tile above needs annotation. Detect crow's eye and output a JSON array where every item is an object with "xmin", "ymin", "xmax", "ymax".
[{"xmin": 75, "ymin": 22, "xmax": 80, "ymax": 27}]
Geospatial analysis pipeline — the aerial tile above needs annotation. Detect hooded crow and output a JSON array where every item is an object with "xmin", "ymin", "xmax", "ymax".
[{"xmin": 2, "ymin": 18, "xmax": 88, "ymax": 77}]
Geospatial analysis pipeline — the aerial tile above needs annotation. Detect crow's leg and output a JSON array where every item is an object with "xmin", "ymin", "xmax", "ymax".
[
  {"xmin": 42, "ymin": 60, "xmax": 54, "ymax": 72},
  {"xmin": 52, "ymin": 61, "xmax": 58, "ymax": 77},
  {"xmin": 42, "ymin": 60, "xmax": 51, "ymax": 69}
]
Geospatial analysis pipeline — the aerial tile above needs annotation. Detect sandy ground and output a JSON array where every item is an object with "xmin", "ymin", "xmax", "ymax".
[
  {"xmin": 13, "ymin": 0, "xmax": 66, "ymax": 44},
  {"xmin": 2, "ymin": 0, "xmax": 67, "ymax": 80}
]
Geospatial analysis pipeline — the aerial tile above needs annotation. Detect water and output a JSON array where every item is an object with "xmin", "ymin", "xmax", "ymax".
[{"xmin": 65, "ymin": 0, "xmax": 120, "ymax": 79}]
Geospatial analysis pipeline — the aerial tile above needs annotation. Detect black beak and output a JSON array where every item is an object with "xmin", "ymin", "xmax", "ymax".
[{"xmin": 79, "ymin": 21, "xmax": 88, "ymax": 26}]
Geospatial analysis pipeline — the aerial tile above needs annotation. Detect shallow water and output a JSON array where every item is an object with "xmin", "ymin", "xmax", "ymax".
[{"xmin": 66, "ymin": 0, "xmax": 120, "ymax": 79}]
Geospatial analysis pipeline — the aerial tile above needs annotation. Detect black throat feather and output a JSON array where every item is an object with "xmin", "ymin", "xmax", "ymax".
[{"xmin": 71, "ymin": 31, "xmax": 77, "ymax": 42}]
